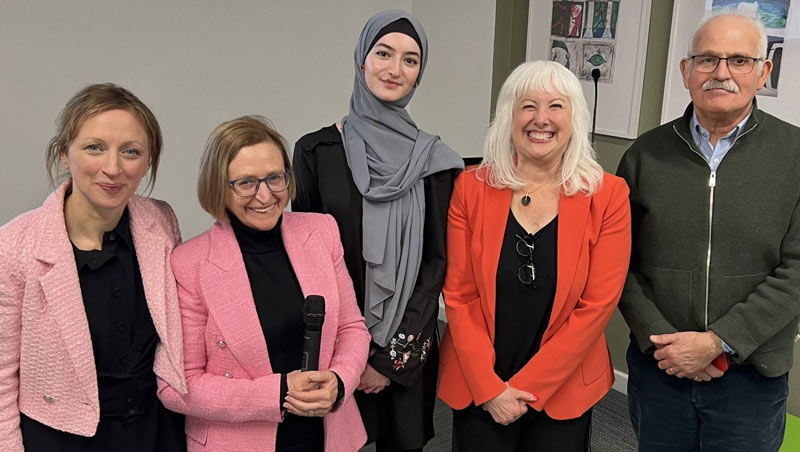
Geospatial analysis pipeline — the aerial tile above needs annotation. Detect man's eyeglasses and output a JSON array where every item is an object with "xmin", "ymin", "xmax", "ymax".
[
  {"xmin": 515, "ymin": 233, "xmax": 536, "ymax": 287},
  {"xmin": 689, "ymin": 55, "xmax": 763, "ymax": 75},
  {"xmin": 228, "ymin": 172, "xmax": 290, "ymax": 197}
]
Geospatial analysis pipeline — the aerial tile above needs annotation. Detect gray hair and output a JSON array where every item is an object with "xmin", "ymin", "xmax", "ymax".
[
  {"xmin": 688, "ymin": 10, "xmax": 768, "ymax": 60},
  {"xmin": 480, "ymin": 60, "xmax": 603, "ymax": 196}
]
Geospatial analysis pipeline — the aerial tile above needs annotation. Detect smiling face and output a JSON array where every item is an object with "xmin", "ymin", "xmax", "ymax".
[
  {"xmin": 512, "ymin": 90, "xmax": 573, "ymax": 167},
  {"xmin": 224, "ymin": 141, "xmax": 288, "ymax": 231},
  {"xmin": 680, "ymin": 15, "xmax": 772, "ymax": 123},
  {"xmin": 61, "ymin": 109, "xmax": 150, "ymax": 217},
  {"xmin": 362, "ymin": 32, "xmax": 421, "ymax": 102}
]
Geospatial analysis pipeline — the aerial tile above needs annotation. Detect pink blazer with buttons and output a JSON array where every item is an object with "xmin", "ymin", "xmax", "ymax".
[
  {"xmin": 157, "ymin": 211, "xmax": 370, "ymax": 452},
  {"xmin": 0, "ymin": 182, "xmax": 187, "ymax": 452}
]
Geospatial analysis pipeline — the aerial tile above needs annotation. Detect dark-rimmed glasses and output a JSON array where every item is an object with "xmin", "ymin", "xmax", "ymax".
[
  {"xmin": 227, "ymin": 172, "xmax": 290, "ymax": 197},
  {"xmin": 689, "ymin": 55, "xmax": 763, "ymax": 74},
  {"xmin": 516, "ymin": 233, "xmax": 536, "ymax": 287}
]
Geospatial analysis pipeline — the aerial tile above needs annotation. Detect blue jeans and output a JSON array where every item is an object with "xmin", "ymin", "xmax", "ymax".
[{"xmin": 626, "ymin": 342, "xmax": 788, "ymax": 452}]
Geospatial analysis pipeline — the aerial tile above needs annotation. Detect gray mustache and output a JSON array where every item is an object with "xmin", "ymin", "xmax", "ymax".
[{"xmin": 702, "ymin": 79, "xmax": 740, "ymax": 93}]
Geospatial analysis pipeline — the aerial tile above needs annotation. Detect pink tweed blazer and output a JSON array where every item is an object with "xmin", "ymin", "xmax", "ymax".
[
  {"xmin": 0, "ymin": 182, "xmax": 187, "ymax": 452},
  {"xmin": 157, "ymin": 211, "xmax": 370, "ymax": 452}
]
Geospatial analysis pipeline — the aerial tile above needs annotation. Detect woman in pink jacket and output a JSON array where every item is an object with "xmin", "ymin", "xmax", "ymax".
[
  {"xmin": 157, "ymin": 115, "xmax": 371, "ymax": 452},
  {"xmin": 0, "ymin": 84, "xmax": 187, "ymax": 452}
]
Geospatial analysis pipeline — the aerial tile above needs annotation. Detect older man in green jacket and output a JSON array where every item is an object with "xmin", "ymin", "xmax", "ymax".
[{"xmin": 617, "ymin": 10, "xmax": 800, "ymax": 452}]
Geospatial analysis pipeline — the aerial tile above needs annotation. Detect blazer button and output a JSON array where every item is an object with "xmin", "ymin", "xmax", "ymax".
[
  {"xmin": 43, "ymin": 395, "xmax": 54, "ymax": 403},
  {"xmin": 223, "ymin": 372, "xmax": 233, "ymax": 378},
  {"xmin": 217, "ymin": 340, "xmax": 226, "ymax": 348}
]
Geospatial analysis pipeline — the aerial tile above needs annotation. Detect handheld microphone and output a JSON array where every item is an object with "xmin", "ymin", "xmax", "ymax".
[
  {"xmin": 591, "ymin": 69, "xmax": 601, "ymax": 144},
  {"xmin": 301, "ymin": 295, "xmax": 326, "ymax": 371}
]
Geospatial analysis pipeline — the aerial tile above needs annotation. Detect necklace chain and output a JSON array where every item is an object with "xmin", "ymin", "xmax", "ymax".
[{"xmin": 520, "ymin": 173, "xmax": 557, "ymax": 206}]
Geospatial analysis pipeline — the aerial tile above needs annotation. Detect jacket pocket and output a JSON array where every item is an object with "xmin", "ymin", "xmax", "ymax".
[
  {"xmin": 646, "ymin": 266, "xmax": 692, "ymax": 310},
  {"xmin": 722, "ymin": 272, "xmax": 768, "ymax": 306},
  {"xmin": 581, "ymin": 337, "xmax": 610, "ymax": 385},
  {"xmin": 185, "ymin": 417, "xmax": 208, "ymax": 446}
]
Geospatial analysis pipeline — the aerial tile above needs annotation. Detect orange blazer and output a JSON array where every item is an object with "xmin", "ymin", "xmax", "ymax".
[{"xmin": 438, "ymin": 167, "xmax": 631, "ymax": 420}]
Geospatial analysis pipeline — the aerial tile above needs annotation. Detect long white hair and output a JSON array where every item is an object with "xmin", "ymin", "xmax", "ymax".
[{"xmin": 479, "ymin": 60, "xmax": 603, "ymax": 196}]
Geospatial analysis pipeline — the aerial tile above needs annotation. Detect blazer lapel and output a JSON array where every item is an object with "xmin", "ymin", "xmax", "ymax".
[
  {"xmin": 202, "ymin": 222, "xmax": 273, "ymax": 377},
  {"xmin": 34, "ymin": 186, "xmax": 98, "ymax": 403},
  {"xmin": 548, "ymin": 191, "xmax": 590, "ymax": 335},
  {"xmin": 479, "ymin": 184, "xmax": 512, "ymax": 340},
  {"xmin": 127, "ymin": 199, "xmax": 184, "ymax": 384},
  {"xmin": 128, "ymin": 203, "xmax": 169, "ymax": 343},
  {"xmin": 281, "ymin": 213, "xmax": 336, "ymax": 363}
]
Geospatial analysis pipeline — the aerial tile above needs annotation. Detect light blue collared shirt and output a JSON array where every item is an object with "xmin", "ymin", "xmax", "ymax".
[{"xmin": 689, "ymin": 110, "xmax": 751, "ymax": 171}]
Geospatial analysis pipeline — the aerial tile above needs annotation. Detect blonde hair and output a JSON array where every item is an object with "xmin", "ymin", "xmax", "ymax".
[
  {"xmin": 197, "ymin": 115, "xmax": 294, "ymax": 220},
  {"xmin": 45, "ymin": 83, "xmax": 162, "ymax": 193},
  {"xmin": 480, "ymin": 60, "xmax": 603, "ymax": 196}
]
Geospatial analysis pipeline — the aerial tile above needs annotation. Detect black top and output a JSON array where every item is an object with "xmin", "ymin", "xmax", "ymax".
[
  {"xmin": 229, "ymin": 213, "xmax": 323, "ymax": 452},
  {"xmin": 293, "ymin": 124, "xmax": 456, "ymax": 385},
  {"xmin": 293, "ymin": 124, "xmax": 457, "ymax": 448},
  {"xmin": 20, "ymin": 208, "xmax": 185, "ymax": 452},
  {"xmin": 494, "ymin": 210, "xmax": 557, "ymax": 381}
]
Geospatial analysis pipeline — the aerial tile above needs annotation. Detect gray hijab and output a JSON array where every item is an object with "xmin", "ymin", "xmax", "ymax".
[{"xmin": 342, "ymin": 10, "xmax": 463, "ymax": 347}]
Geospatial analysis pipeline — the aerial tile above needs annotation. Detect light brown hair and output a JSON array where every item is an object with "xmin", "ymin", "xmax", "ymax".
[
  {"xmin": 45, "ymin": 83, "xmax": 163, "ymax": 193},
  {"xmin": 197, "ymin": 115, "xmax": 294, "ymax": 220}
]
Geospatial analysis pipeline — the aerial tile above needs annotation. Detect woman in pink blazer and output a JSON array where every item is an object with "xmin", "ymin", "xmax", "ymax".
[
  {"xmin": 0, "ymin": 84, "xmax": 187, "ymax": 452},
  {"xmin": 157, "ymin": 115, "xmax": 371, "ymax": 452}
]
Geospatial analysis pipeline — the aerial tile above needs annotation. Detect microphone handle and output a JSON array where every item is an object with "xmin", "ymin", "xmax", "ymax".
[{"xmin": 302, "ymin": 327, "xmax": 322, "ymax": 371}]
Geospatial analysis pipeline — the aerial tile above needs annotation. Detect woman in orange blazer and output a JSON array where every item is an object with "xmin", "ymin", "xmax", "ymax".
[{"xmin": 438, "ymin": 61, "xmax": 631, "ymax": 451}]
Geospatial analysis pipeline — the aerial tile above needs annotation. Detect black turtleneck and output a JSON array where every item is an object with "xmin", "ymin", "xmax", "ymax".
[
  {"xmin": 228, "ymin": 213, "xmax": 324, "ymax": 452},
  {"xmin": 229, "ymin": 213, "xmax": 307, "ymax": 374}
]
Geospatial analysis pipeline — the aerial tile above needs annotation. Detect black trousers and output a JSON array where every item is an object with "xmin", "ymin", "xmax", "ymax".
[{"xmin": 452, "ymin": 403, "xmax": 592, "ymax": 452}]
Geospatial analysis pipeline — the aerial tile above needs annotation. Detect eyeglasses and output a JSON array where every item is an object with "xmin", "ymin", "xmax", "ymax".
[
  {"xmin": 515, "ymin": 233, "xmax": 536, "ymax": 287},
  {"xmin": 689, "ymin": 55, "xmax": 763, "ymax": 74},
  {"xmin": 227, "ymin": 172, "xmax": 290, "ymax": 197}
]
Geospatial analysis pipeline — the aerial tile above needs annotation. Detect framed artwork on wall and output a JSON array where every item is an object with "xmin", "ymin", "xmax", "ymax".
[{"xmin": 527, "ymin": 0, "xmax": 652, "ymax": 139}]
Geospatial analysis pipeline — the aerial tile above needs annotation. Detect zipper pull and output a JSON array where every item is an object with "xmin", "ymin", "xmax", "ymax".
[{"xmin": 709, "ymin": 171, "xmax": 716, "ymax": 187}]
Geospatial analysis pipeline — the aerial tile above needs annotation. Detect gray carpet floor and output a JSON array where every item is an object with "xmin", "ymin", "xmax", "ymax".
[{"xmin": 359, "ymin": 389, "xmax": 637, "ymax": 452}]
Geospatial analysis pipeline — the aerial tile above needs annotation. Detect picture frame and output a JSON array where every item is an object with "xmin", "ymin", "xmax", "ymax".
[{"xmin": 527, "ymin": 0, "xmax": 652, "ymax": 139}]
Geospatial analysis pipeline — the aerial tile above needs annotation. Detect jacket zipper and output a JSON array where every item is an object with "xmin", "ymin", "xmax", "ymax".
[{"xmin": 672, "ymin": 121, "xmax": 757, "ymax": 330}]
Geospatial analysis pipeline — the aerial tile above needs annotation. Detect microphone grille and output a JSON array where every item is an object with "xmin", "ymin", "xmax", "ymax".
[{"xmin": 303, "ymin": 295, "xmax": 325, "ymax": 325}]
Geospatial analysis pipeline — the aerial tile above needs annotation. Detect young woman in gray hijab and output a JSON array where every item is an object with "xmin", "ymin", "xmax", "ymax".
[{"xmin": 293, "ymin": 9, "xmax": 463, "ymax": 452}]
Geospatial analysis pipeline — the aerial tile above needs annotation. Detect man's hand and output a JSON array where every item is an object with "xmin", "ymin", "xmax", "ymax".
[
  {"xmin": 481, "ymin": 383, "xmax": 537, "ymax": 426},
  {"xmin": 651, "ymin": 331, "xmax": 723, "ymax": 378},
  {"xmin": 686, "ymin": 362, "xmax": 726, "ymax": 382}
]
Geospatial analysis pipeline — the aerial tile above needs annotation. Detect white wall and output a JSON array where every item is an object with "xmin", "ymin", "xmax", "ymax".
[{"xmin": 0, "ymin": 0, "xmax": 494, "ymax": 239}]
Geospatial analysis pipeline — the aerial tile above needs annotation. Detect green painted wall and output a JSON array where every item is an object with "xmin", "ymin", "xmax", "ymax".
[{"xmin": 491, "ymin": 0, "xmax": 800, "ymax": 417}]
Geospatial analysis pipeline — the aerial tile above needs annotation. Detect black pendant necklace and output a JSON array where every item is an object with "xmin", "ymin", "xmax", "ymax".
[{"xmin": 519, "ymin": 173, "xmax": 557, "ymax": 207}]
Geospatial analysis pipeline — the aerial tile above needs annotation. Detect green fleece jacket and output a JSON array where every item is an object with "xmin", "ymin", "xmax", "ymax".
[{"xmin": 617, "ymin": 102, "xmax": 800, "ymax": 377}]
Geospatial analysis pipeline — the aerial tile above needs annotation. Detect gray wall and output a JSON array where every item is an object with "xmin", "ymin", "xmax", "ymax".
[{"xmin": 0, "ymin": 0, "xmax": 495, "ymax": 239}]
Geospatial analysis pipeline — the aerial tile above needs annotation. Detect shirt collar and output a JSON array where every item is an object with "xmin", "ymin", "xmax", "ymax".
[
  {"xmin": 691, "ymin": 108, "xmax": 752, "ymax": 142},
  {"xmin": 72, "ymin": 207, "xmax": 133, "ymax": 270}
]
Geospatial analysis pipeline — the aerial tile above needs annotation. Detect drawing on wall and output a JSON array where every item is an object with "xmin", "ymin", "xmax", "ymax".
[
  {"xmin": 583, "ymin": 0, "xmax": 620, "ymax": 38},
  {"xmin": 762, "ymin": 36, "xmax": 784, "ymax": 96},
  {"xmin": 549, "ymin": 0, "xmax": 620, "ymax": 82},
  {"xmin": 532, "ymin": 0, "xmax": 652, "ymax": 137},
  {"xmin": 711, "ymin": 0, "xmax": 790, "ymax": 28},
  {"xmin": 581, "ymin": 43, "xmax": 615, "ymax": 82},
  {"xmin": 551, "ymin": 2, "xmax": 584, "ymax": 37},
  {"xmin": 550, "ymin": 38, "xmax": 582, "ymax": 73},
  {"xmin": 704, "ymin": 0, "xmax": 792, "ymax": 96}
]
